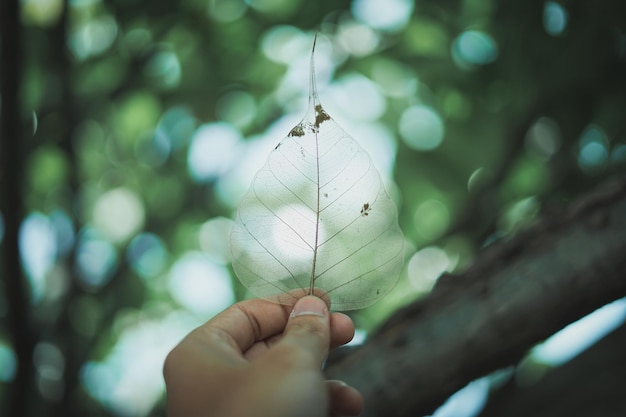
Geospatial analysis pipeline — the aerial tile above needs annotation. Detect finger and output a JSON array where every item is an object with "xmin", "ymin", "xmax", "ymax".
[
  {"xmin": 204, "ymin": 292, "xmax": 335, "ymax": 353},
  {"xmin": 327, "ymin": 380, "xmax": 364, "ymax": 417},
  {"xmin": 203, "ymin": 298, "xmax": 293, "ymax": 353},
  {"xmin": 203, "ymin": 296, "xmax": 354, "ymax": 359},
  {"xmin": 278, "ymin": 295, "xmax": 331, "ymax": 368},
  {"xmin": 330, "ymin": 312, "xmax": 355, "ymax": 348},
  {"xmin": 243, "ymin": 310, "xmax": 356, "ymax": 361},
  {"xmin": 251, "ymin": 311, "xmax": 354, "ymax": 349}
]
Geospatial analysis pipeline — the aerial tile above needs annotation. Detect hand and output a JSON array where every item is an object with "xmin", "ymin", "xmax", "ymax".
[{"xmin": 163, "ymin": 296, "xmax": 364, "ymax": 417}]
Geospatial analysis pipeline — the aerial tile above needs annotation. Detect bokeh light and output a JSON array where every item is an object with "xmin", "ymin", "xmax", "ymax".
[
  {"xmin": 215, "ymin": 114, "xmax": 297, "ymax": 207},
  {"xmin": 326, "ymin": 73, "xmax": 386, "ymax": 122},
  {"xmin": 187, "ymin": 122, "xmax": 243, "ymax": 182},
  {"xmin": 578, "ymin": 124, "xmax": 609, "ymax": 170},
  {"xmin": 126, "ymin": 233, "xmax": 168, "ymax": 280},
  {"xmin": 19, "ymin": 212, "xmax": 57, "ymax": 302},
  {"xmin": 34, "ymin": 342, "xmax": 65, "ymax": 401},
  {"xmin": 274, "ymin": 33, "xmax": 335, "ymax": 107},
  {"xmin": 428, "ymin": 377, "xmax": 489, "ymax": 417},
  {"xmin": 525, "ymin": 117, "xmax": 562, "ymax": 160},
  {"xmin": 75, "ymin": 228, "xmax": 118, "ymax": 289},
  {"xmin": 261, "ymin": 25, "xmax": 309, "ymax": 64},
  {"xmin": 611, "ymin": 144, "xmax": 626, "ymax": 164},
  {"xmin": 452, "ymin": 30, "xmax": 498, "ymax": 68},
  {"xmin": 49, "ymin": 210, "xmax": 75, "ymax": 257},
  {"xmin": 121, "ymin": 27, "xmax": 152, "ymax": 54},
  {"xmin": 399, "ymin": 105, "xmax": 445, "ymax": 151},
  {"xmin": 69, "ymin": 13, "xmax": 118, "ymax": 60},
  {"xmin": 245, "ymin": 0, "xmax": 301, "ymax": 17},
  {"xmin": 370, "ymin": 59, "xmax": 418, "ymax": 98},
  {"xmin": 0, "ymin": 343, "xmax": 17, "ymax": 382},
  {"xmin": 144, "ymin": 49, "xmax": 182, "ymax": 90},
  {"xmin": 346, "ymin": 328, "xmax": 367, "ymax": 346},
  {"xmin": 404, "ymin": 18, "xmax": 449, "ymax": 57},
  {"xmin": 407, "ymin": 246, "xmax": 454, "ymax": 291},
  {"xmin": 337, "ymin": 20, "xmax": 380, "ymax": 56},
  {"xmin": 138, "ymin": 129, "xmax": 171, "ymax": 168},
  {"xmin": 499, "ymin": 196, "xmax": 540, "ymax": 234},
  {"xmin": 215, "ymin": 90, "xmax": 257, "ymax": 129},
  {"xmin": 156, "ymin": 105, "xmax": 196, "ymax": 152},
  {"xmin": 168, "ymin": 252, "xmax": 235, "ymax": 319},
  {"xmin": 352, "ymin": 0, "xmax": 414, "ymax": 32},
  {"xmin": 21, "ymin": 0, "xmax": 64, "ymax": 27},
  {"xmin": 414, "ymin": 199, "xmax": 450, "ymax": 240},
  {"xmin": 93, "ymin": 187, "xmax": 145, "ymax": 243},
  {"xmin": 26, "ymin": 145, "xmax": 68, "ymax": 193},
  {"xmin": 543, "ymin": 1, "xmax": 569, "ymax": 36},
  {"xmin": 532, "ymin": 297, "xmax": 626, "ymax": 366},
  {"xmin": 207, "ymin": 0, "xmax": 247, "ymax": 22},
  {"xmin": 198, "ymin": 217, "xmax": 234, "ymax": 264},
  {"xmin": 82, "ymin": 310, "xmax": 201, "ymax": 417},
  {"xmin": 501, "ymin": 155, "xmax": 551, "ymax": 199}
]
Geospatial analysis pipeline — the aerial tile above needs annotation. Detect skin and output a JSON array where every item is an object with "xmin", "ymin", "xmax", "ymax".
[{"xmin": 163, "ymin": 296, "xmax": 364, "ymax": 417}]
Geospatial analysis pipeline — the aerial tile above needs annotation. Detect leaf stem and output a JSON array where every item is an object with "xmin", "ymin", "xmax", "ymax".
[
  {"xmin": 310, "ymin": 134, "xmax": 321, "ymax": 296},
  {"xmin": 309, "ymin": 31, "xmax": 318, "ymax": 108},
  {"xmin": 309, "ymin": 31, "xmax": 321, "ymax": 296}
]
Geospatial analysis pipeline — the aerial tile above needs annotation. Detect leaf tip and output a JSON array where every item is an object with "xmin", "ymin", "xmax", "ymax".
[{"xmin": 308, "ymin": 30, "xmax": 321, "ymax": 110}]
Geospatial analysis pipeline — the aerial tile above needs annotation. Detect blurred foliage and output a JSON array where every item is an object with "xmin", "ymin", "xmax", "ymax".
[{"xmin": 1, "ymin": 0, "xmax": 625, "ymax": 416}]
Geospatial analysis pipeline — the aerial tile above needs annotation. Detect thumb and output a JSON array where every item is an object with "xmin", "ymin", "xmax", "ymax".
[{"xmin": 279, "ymin": 295, "xmax": 331, "ymax": 367}]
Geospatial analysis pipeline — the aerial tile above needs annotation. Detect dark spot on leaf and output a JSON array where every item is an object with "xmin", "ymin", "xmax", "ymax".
[
  {"xmin": 274, "ymin": 143, "xmax": 281, "ymax": 150},
  {"xmin": 360, "ymin": 202, "xmax": 371, "ymax": 217},
  {"xmin": 315, "ymin": 104, "xmax": 330, "ymax": 128},
  {"xmin": 288, "ymin": 124, "xmax": 305, "ymax": 137},
  {"xmin": 376, "ymin": 289, "xmax": 380, "ymax": 295},
  {"xmin": 300, "ymin": 147, "xmax": 305, "ymax": 157},
  {"xmin": 323, "ymin": 193, "xmax": 328, "ymax": 198}
]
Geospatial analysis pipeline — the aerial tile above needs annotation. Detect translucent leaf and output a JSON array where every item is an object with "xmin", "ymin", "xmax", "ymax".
[{"xmin": 230, "ymin": 34, "xmax": 404, "ymax": 311}]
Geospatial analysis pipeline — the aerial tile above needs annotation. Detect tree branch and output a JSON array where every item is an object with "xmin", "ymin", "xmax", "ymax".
[
  {"xmin": 326, "ymin": 177, "xmax": 626, "ymax": 417},
  {"xmin": 477, "ymin": 321, "xmax": 626, "ymax": 417}
]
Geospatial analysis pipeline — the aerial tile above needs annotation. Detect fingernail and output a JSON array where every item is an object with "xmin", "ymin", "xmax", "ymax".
[{"xmin": 291, "ymin": 296, "xmax": 327, "ymax": 318}]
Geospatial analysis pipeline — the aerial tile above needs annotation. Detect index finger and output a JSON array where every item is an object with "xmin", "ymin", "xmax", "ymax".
[
  {"xmin": 208, "ymin": 298, "xmax": 293, "ymax": 353},
  {"xmin": 202, "ymin": 296, "xmax": 355, "ymax": 354}
]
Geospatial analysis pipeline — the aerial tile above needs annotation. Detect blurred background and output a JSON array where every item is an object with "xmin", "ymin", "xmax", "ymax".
[{"xmin": 1, "ymin": 0, "xmax": 625, "ymax": 416}]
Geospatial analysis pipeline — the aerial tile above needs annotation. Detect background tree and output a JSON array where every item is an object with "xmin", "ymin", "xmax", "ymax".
[{"xmin": 1, "ymin": 0, "xmax": 625, "ymax": 416}]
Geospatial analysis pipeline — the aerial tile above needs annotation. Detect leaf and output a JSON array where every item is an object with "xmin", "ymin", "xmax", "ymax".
[{"xmin": 230, "ymin": 34, "xmax": 404, "ymax": 311}]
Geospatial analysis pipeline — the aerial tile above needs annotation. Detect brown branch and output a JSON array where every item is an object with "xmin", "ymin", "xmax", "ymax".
[
  {"xmin": 326, "ymin": 177, "xmax": 626, "ymax": 417},
  {"xmin": 477, "ymin": 321, "xmax": 626, "ymax": 417}
]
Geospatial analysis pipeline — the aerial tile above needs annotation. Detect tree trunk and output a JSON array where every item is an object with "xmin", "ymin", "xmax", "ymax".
[
  {"xmin": 326, "ymin": 177, "xmax": 626, "ymax": 417},
  {"xmin": 0, "ymin": 1, "xmax": 37, "ymax": 416}
]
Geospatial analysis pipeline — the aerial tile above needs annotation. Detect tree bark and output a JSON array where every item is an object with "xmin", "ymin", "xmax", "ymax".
[
  {"xmin": 477, "ymin": 321, "xmax": 626, "ymax": 417},
  {"xmin": 326, "ymin": 177, "xmax": 626, "ymax": 417}
]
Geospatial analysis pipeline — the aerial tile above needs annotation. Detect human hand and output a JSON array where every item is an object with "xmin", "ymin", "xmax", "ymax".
[{"xmin": 163, "ymin": 296, "xmax": 364, "ymax": 417}]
